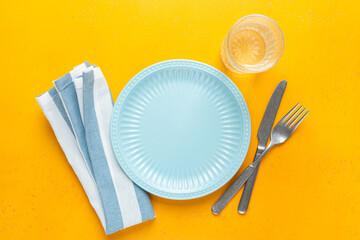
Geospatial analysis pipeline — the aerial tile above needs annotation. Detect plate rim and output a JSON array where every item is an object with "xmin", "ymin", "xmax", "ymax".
[{"xmin": 110, "ymin": 59, "xmax": 251, "ymax": 200}]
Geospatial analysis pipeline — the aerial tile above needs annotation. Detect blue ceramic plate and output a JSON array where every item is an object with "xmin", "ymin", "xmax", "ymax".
[{"xmin": 111, "ymin": 60, "xmax": 251, "ymax": 199}]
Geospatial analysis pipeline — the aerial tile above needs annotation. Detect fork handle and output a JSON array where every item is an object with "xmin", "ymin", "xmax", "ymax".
[{"xmin": 211, "ymin": 142, "xmax": 274, "ymax": 215}]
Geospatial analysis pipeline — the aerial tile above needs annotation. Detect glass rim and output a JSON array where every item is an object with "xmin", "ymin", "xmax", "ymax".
[{"xmin": 225, "ymin": 14, "xmax": 285, "ymax": 73}]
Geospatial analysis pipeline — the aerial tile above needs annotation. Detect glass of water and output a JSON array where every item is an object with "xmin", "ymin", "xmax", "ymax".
[{"xmin": 220, "ymin": 14, "xmax": 284, "ymax": 74}]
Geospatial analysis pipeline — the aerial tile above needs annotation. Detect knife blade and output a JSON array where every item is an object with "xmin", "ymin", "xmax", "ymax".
[
  {"xmin": 211, "ymin": 80, "xmax": 286, "ymax": 215},
  {"xmin": 238, "ymin": 80, "xmax": 287, "ymax": 214}
]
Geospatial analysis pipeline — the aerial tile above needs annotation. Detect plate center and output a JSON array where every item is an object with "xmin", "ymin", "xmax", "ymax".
[{"xmin": 140, "ymin": 81, "xmax": 222, "ymax": 169}]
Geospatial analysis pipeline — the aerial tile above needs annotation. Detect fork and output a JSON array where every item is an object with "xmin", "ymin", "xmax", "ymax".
[{"xmin": 211, "ymin": 103, "xmax": 309, "ymax": 215}]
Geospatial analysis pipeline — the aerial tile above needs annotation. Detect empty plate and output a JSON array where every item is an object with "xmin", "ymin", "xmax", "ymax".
[{"xmin": 110, "ymin": 60, "xmax": 251, "ymax": 199}]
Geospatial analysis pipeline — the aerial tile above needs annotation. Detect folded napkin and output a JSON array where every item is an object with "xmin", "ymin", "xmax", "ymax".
[{"xmin": 36, "ymin": 62, "xmax": 155, "ymax": 234}]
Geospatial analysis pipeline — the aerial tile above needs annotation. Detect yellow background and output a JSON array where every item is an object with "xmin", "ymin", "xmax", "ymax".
[{"xmin": 1, "ymin": 0, "xmax": 359, "ymax": 239}]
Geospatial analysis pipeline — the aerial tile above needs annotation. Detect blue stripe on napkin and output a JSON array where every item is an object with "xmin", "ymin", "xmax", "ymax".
[
  {"xmin": 53, "ymin": 73, "xmax": 94, "ymax": 175},
  {"xmin": 83, "ymin": 70, "xmax": 124, "ymax": 234},
  {"xmin": 47, "ymin": 88, "xmax": 73, "ymax": 134},
  {"xmin": 132, "ymin": 184, "xmax": 156, "ymax": 222}
]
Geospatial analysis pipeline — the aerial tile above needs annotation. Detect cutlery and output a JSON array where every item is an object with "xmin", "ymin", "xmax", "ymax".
[
  {"xmin": 238, "ymin": 80, "xmax": 287, "ymax": 214},
  {"xmin": 212, "ymin": 103, "xmax": 309, "ymax": 215}
]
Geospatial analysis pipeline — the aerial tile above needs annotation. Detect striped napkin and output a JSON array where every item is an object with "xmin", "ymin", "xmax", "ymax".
[{"xmin": 36, "ymin": 62, "xmax": 155, "ymax": 235}]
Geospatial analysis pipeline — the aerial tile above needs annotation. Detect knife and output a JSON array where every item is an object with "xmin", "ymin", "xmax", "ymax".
[
  {"xmin": 238, "ymin": 80, "xmax": 287, "ymax": 214},
  {"xmin": 211, "ymin": 80, "xmax": 287, "ymax": 215}
]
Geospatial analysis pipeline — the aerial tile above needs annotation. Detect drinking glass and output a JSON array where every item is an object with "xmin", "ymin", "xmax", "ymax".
[{"xmin": 220, "ymin": 14, "xmax": 284, "ymax": 74}]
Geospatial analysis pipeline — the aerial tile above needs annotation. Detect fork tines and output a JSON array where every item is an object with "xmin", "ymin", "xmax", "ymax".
[{"xmin": 281, "ymin": 103, "xmax": 309, "ymax": 131}]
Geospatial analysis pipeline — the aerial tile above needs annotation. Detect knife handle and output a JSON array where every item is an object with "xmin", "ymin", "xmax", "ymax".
[{"xmin": 238, "ymin": 160, "xmax": 260, "ymax": 214}]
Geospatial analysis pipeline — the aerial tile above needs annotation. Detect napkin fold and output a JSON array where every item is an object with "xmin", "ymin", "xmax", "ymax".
[{"xmin": 36, "ymin": 62, "xmax": 155, "ymax": 235}]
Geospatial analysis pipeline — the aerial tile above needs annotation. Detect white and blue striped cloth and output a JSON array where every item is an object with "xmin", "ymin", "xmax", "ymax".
[{"xmin": 36, "ymin": 62, "xmax": 155, "ymax": 235}]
